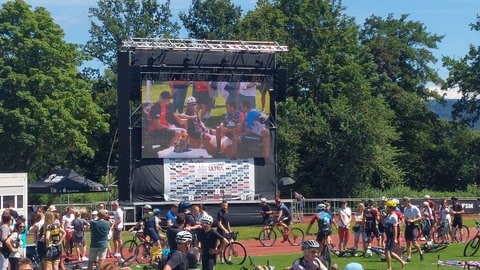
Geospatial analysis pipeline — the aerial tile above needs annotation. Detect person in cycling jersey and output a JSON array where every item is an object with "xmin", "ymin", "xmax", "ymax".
[
  {"xmin": 163, "ymin": 231, "xmax": 193, "ymax": 270},
  {"xmin": 197, "ymin": 215, "xmax": 228, "ymax": 270},
  {"xmin": 363, "ymin": 199, "xmax": 381, "ymax": 248},
  {"xmin": 306, "ymin": 204, "xmax": 333, "ymax": 250},
  {"xmin": 274, "ymin": 198, "xmax": 292, "ymax": 239},
  {"xmin": 383, "ymin": 200, "xmax": 407, "ymax": 270},
  {"xmin": 290, "ymin": 240, "xmax": 329, "ymax": 270}
]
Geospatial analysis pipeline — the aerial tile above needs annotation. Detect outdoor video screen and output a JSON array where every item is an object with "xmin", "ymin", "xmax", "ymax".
[{"xmin": 141, "ymin": 80, "xmax": 272, "ymax": 159}]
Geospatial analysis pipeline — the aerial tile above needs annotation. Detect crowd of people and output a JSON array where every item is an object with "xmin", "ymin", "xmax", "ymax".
[
  {"xmin": 0, "ymin": 195, "xmax": 465, "ymax": 270},
  {"xmin": 144, "ymin": 80, "xmax": 270, "ymax": 158},
  {"xmin": 289, "ymin": 195, "xmax": 464, "ymax": 270}
]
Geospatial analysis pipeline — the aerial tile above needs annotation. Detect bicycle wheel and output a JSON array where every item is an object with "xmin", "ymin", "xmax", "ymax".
[
  {"xmin": 121, "ymin": 240, "xmax": 138, "ymax": 260},
  {"xmin": 135, "ymin": 242, "xmax": 152, "ymax": 265},
  {"xmin": 454, "ymin": 225, "xmax": 470, "ymax": 242},
  {"xmin": 258, "ymin": 228, "xmax": 277, "ymax": 247},
  {"xmin": 463, "ymin": 237, "xmax": 480, "ymax": 256},
  {"xmin": 223, "ymin": 242, "xmax": 247, "ymax": 265},
  {"xmin": 287, "ymin": 228, "xmax": 305, "ymax": 246},
  {"xmin": 320, "ymin": 244, "xmax": 331, "ymax": 268}
]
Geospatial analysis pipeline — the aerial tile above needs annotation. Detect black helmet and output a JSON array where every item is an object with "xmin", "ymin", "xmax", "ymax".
[
  {"xmin": 178, "ymin": 201, "xmax": 192, "ymax": 212},
  {"xmin": 451, "ymin": 196, "xmax": 458, "ymax": 201}
]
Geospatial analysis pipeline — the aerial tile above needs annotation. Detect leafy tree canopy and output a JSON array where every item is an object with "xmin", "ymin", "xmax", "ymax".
[{"xmin": 0, "ymin": 0, "xmax": 109, "ymax": 177}]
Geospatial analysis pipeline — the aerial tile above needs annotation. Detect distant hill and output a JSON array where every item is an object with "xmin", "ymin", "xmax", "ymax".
[{"xmin": 429, "ymin": 99, "xmax": 480, "ymax": 129}]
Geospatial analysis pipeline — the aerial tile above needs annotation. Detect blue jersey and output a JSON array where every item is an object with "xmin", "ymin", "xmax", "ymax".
[{"xmin": 316, "ymin": 211, "xmax": 333, "ymax": 232}]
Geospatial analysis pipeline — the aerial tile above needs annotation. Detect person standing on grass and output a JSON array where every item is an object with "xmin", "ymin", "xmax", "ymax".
[
  {"xmin": 383, "ymin": 200, "xmax": 407, "ymax": 270},
  {"xmin": 352, "ymin": 203, "xmax": 367, "ymax": 251},
  {"xmin": 71, "ymin": 211, "xmax": 89, "ymax": 262},
  {"xmin": 450, "ymin": 196, "xmax": 464, "ymax": 241},
  {"xmin": 111, "ymin": 201, "xmax": 124, "ymax": 258},
  {"xmin": 401, "ymin": 197, "xmax": 424, "ymax": 262},
  {"xmin": 337, "ymin": 201, "xmax": 352, "ymax": 251},
  {"xmin": 88, "ymin": 210, "xmax": 110, "ymax": 270}
]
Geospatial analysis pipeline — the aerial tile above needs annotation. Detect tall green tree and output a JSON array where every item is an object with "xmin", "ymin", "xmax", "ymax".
[
  {"xmin": 238, "ymin": 0, "xmax": 403, "ymax": 196},
  {"xmin": 179, "ymin": 0, "xmax": 241, "ymax": 39},
  {"xmin": 85, "ymin": 0, "xmax": 180, "ymax": 70},
  {"xmin": 443, "ymin": 16, "xmax": 480, "ymax": 126},
  {"xmin": 0, "ymin": 0, "xmax": 108, "ymax": 178},
  {"xmin": 359, "ymin": 14, "xmax": 446, "ymax": 189}
]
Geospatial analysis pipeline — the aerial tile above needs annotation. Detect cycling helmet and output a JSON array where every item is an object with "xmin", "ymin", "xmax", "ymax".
[
  {"xmin": 316, "ymin": 203, "xmax": 326, "ymax": 211},
  {"xmin": 178, "ymin": 201, "xmax": 192, "ymax": 212},
  {"xmin": 143, "ymin": 204, "xmax": 152, "ymax": 210},
  {"xmin": 451, "ymin": 196, "xmax": 458, "ymax": 201},
  {"xmin": 175, "ymin": 231, "xmax": 193, "ymax": 244},
  {"xmin": 366, "ymin": 199, "xmax": 375, "ymax": 206},
  {"xmin": 385, "ymin": 200, "xmax": 396, "ymax": 208},
  {"xmin": 301, "ymin": 240, "xmax": 320, "ymax": 250},
  {"xmin": 186, "ymin": 96, "xmax": 197, "ymax": 104},
  {"xmin": 200, "ymin": 215, "xmax": 214, "ymax": 225},
  {"xmin": 153, "ymin": 208, "xmax": 161, "ymax": 215}
]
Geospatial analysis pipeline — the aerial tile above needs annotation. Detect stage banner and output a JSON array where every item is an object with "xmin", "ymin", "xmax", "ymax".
[{"xmin": 164, "ymin": 158, "xmax": 255, "ymax": 201}]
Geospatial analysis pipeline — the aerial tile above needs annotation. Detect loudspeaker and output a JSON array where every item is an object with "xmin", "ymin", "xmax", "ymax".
[
  {"xmin": 129, "ymin": 66, "xmax": 142, "ymax": 100},
  {"xmin": 274, "ymin": 68, "xmax": 287, "ymax": 102}
]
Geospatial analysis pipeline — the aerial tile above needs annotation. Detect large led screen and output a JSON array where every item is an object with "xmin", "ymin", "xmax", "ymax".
[{"xmin": 141, "ymin": 80, "xmax": 272, "ymax": 159}]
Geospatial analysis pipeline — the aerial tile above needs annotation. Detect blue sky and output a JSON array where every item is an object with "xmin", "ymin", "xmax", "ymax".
[{"xmin": 1, "ymin": 0, "xmax": 479, "ymax": 96}]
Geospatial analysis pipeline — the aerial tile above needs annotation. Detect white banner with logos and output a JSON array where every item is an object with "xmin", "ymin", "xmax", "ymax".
[{"xmin": 164, "ymin": 158, "xmax": 255, "ymax": 201}]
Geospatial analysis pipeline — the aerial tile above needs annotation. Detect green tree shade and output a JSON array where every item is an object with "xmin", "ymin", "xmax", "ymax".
[
  {"xmin": 85, "ymin": 0, "xmax": 180, "ymax": 70},
  {"xmin": 0, "ymin": 0, "xmax": 109, "ymax": 177},
  {"xmin": 359, "ymin": 14, "xmax": 449, "ymax": 190},
  {"xmin": 179, "ymin": 0, "xmax": 241, "ymax": 39},
  {"xmin": 244, "ymin": 0, "xmax": 403, "ymax": 197},
  {"xmin": 443, "ymin": 15, "xmax": 480, "ymax": 126}
]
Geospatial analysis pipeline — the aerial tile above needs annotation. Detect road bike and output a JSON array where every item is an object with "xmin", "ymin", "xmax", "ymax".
[
  {"xmin": 258, "ymin": 221, "xmax": 304, "ymax": 247},
  {"xmin": 434, "ymin": 223, "xmax": 470, "ymax": 243},
  {"xmin": 409, "ymin": 241, "xmax": 448, "ymax": 254},
  {"xmin": 120, "ymin": 230, "xmax": 154, "ymax": 266},
  {"xmin": 223, "ymin": 231, "xmax": 247, "ymax": 265},
  {"xmin": 452, "ymin": 224, "xmax": 470, "ymax": 242},
  {"xmin": 464, "ymin": 219, "xmax": 480, "ymax": 256}
]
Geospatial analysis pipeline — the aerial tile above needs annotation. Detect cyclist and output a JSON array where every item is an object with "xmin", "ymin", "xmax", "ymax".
[
  {"xmin": 144, "ymin": 208, "xmax": 165, "ymax": 248},
  {"xmin": 377, "ymin": 197, "xmax": 388, "ymax": 248},
  {"xmin": 197, "ymin": 215, "xmax": 228, "ymax": 270},
  {"xmin": 363, "ymin": 199, "xmax": 381, "ymax": 249},
  {"xmin": 383, "ymin": 200, "xmax": 407, "ymax": 270},
  {"xmin": 290, "ymin": 240, "xmax": 328, "ymax": 270},
  {"xmin": 306, "ymin": 204, "xmax": 333, "ymax": 251},
  {"xmin": 258, "ymin": 198, "xmax": 273, "ymax": 230},
  {"xmin": 450, "ymin": 196, "xmax": 464, "ymax": 242},
  {"xmin": 163, "ymin": 231, "xmax": 193, "ymax": 270},
  {"xmin": 274, "ymin": 198, "xmax": 292, "ymax": 240}
]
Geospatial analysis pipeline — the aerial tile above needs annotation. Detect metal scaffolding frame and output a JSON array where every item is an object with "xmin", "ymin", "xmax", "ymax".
[{"xmin": 121, "ymin": 38, "xmax": 288, "ymax": 53}]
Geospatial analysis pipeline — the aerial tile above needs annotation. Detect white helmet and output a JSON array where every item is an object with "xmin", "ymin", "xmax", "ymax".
[
  {"xmin": 186, "ymin": 96, "xmax": 197, "ymax": 104},
  {"xmin": 201, "ymin": 215, "xmax": 214, "ymax": 225},
  {"xmin": 302, "ymin": 240, "xmax": 320, "ymax": 250},
  {"xmin": 175, "ymin": 231, "xmax": 193, "ymax": 243},
  {"xmin": 316, "ymin": 203, "xmax": 326, "ymax": 211}
]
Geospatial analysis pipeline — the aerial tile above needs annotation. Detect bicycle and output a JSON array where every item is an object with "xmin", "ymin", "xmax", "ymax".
[
  {"xmin": 452, "ymin": 224, "xmax": 470, "ymax": 242},
  {"xmin": 331, "ymin": 247, "xmax": 365, "ymax": 258},
  {"xmin": 258, "ymin": 221, "xmax": 304, "ymax": 247},
  {"xmin": 409, "ymin": 241, "xmax": 448, "ymax": 254},
  {"xmin": 223, "ymin": 231, "xmax": 247, "ymax": 265},
  {"xmin": 463, "ymin": 219, "xmax": 480, "ymax": 256},
  {"xmin": 120, "ymin": 230, "xmax": 153, "ymax": 266}
]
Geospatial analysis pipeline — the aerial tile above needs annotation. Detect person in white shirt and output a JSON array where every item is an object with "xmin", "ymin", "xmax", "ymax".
[
  {"xmin": 337, "ymin": 201, "xmax": 352, "ymax": 250},
  {"xmin": 401, "ymin": 197, "xmax": 424, "ymax": 262},
  {"xmin": 111, "ymin": 201, "xmax": 123, "ymax": 258},
  {"xmin": 61, "ymin": 206, "xmax": 75, "ymax": 256}
]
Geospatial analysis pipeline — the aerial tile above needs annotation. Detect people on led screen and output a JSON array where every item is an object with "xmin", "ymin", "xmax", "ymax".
[
  {"xmin": 147, "ymin": 91, "xmax": 184, "ymax": 149},
  {"xmin": 192, "ymin": 81, "xmax": 212, "ymax": 121},
  {"xmin": 175, "ymin": 96, "xmax": 217, "ymax": 153},
  {"xmin": 170, "ymin": 80, "xmax": 190, "ymax": 113},
  {"xmin": 215, "ymin": 100, "xmax": 244, "ymax": 158},
  {"xmin": 240, "ymin": 99, "xmax": 270, "ymax": 158},
  {"xmin": 238, "ymin": 82, "xmax": 257, "ymax": 110},
  {"xmin": 142, "ymin": 81, "xmax": 271, "ymax": 158}
]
